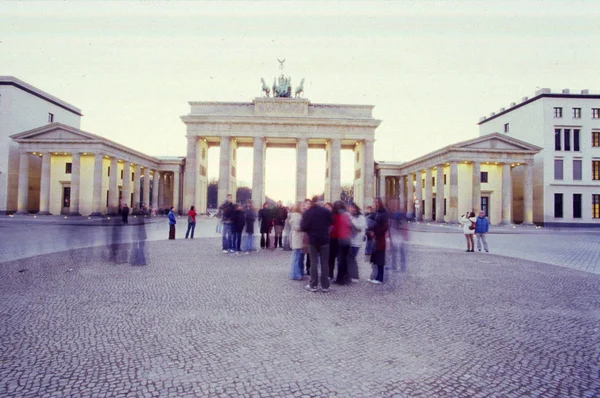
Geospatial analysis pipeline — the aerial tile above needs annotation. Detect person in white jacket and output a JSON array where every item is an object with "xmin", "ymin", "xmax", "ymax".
[
  {"xmin": 288, "ymin": 203, "xmax": 305, "ymax": 280},
  {"xmin": 348, "ymin": 203, "xmax": 366, "ymax": 282},
  {"xmin": 460, "ymin": 211, "xmax": 477, "ymax": 252}
]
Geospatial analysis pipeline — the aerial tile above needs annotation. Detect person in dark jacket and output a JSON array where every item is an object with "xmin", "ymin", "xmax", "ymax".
[
  {"xmin": 273, "ymin": 201, "xmax": 288, "ymax": 248},
  {"xmin": 301, "ymin": 196, "xmax": 333, "ymax": 292},
  {"xmin": 121, "ymin": 203, "xmax": 129, "ymax": 224},
  {"xmin": 258, "ymin": 203, "xmax": 273, "ymax": 250},
  {"xmin": 244, "ymin": 200, "xmax": 257, "ymax": 253},
  {"xmin": 168, "ymin": 206, "xmax": 176, "ymax": 240},
  {"xmin": 369, "ymin": 198, "xmax": 389, "ymax": 284},
  {"xmin": 475, "ymin": 210, "xmax": 490, "ymax": 252},
  {"xmin": 219, "ymin": 194, "xmax": 235, "ymax": 253},
  {"xmin": 232, "ymin": 204, "xmax": 246, "ymax": 253}
]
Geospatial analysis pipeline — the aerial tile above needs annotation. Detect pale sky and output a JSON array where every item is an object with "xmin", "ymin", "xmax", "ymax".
[{"xmin": 2, "ymin": 1, "xmax": 599, "ymax": 202}]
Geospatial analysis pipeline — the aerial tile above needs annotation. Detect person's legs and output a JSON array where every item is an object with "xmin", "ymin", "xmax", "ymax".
[
  {"xmin": 481, "ymin": 233, "xmax": 488, "ymax": 252},
  {"xmin": 190, "ymin": 222, "xmax": 195, "ymax": 239},
  {"xmin": 305, "ymin": 252, "xmax": 311, "ymax": 276},
  {"xmin": 297, "ymin": 252, "xmax": 305, "ymax": 277},
  {"xmin": 476, "ymin": 233, "xmax": 482, "ymax": 251},
  {"xmin": 169, "ymin": 224, "xmax": 175, "ymax": 240},
  {"xmin": 328, "ymin": 238, "xmax": 338, "ymax": 279},
  {"xmin": 228, "ymin": 225, "xmax": 235, "ymax": 252},
  {"xmin": 222, "ymin": 224, "xmax": 230, "ymax": 251},
  {"xmin": 260, "ymin": 233, "xmax": 266, "ymax": 249},
  {"xmin": 464, "ymin": 234, "xmax": 470, "ymax": 251},
  {"xmin": 390, "ymin": 236, "xmax": 398, "ymax": 271},
  {"xmin": 290, "ymin": 249, "xmax": 302, "ymax": 279},
  {"xmin": 336, "ymin": 244, "xmax": 350, "ymax": 284},
  {"xmin": 348, "ymin": 246, "xmax": 359, "ymax": 280},
  {"xmin": 185, "ymin": 223, "xmax": 191, "ymax": 238},
  {"xmin": 266, "ymin": 231, "xmax": 271, "ymax": 249},
  {"xmin": 309, "ymin": 245, "xmax": 319, "ymax": 289},
  {"xmin": 399, "ymin": 241, "xmax": 407, "ymax": 272},
  {"xmin": 375, "ymin": 250, "xmax": 384, "ymax": 283},
  {"xmin": 320, "ymin": 244, "xmax": 330, "ymax": 290},
  {"xmin": 467, "ymin": 235, "xmax": 474, "ymax": 251}
]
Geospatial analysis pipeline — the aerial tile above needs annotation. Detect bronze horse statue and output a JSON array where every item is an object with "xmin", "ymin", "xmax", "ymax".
[
  {"xmin": 294, "ymin": 78, "xmax": 305, "ymax": 98},
  {"xmin": 260, "ymin": 78, "xmax": 270, "ymax": 97}
]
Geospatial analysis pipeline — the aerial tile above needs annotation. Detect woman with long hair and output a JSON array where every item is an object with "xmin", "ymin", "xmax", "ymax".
[
  {"xmin": 460, "ymin": 211, "xmax": 477, "ymax": 252},
  {"xmin": 369, "ymin": 197, "xmax": 389, "ymax": 284},
  {"xmin": 288, "ymin": 203, "xmax": 305, "ymax": 280}
]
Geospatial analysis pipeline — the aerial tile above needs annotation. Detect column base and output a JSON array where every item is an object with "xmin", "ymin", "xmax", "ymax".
[
  {"xmin": 520, "ymin": 221, "xmax": 535, "ymax": 226},
  {"xmin": 89, "ymin": 212, "xmax": 104, "ymax": 217},
  {"xmin": 68, "ymin": 212, "xmax": 81, "ymax": 216},
  {"xmin": 37, "ymin": 211, "xmax": 52, "ymax": 215},
  {"xmin": 14, "ymin": 210, "xmax": 29, "ymax": 215}
]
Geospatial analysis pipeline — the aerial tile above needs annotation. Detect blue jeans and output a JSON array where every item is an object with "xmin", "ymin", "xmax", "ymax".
[
  {"xmin": 290, "ymin": 249, "xmax": 304, "ymax": 280},
  {"xmin": 185, "ymin": 222, "xmax": 196, "ymax": 239},
  {"xmin": 233, "ymin": 231, "xmax": 242, "ymax": 252},
  {"xmin": 243, "ymin": 233, "xmax": 255, "ymax": 252},
  {"xmin": 222, "ymin": 223, "xmax": 234, "ymax": 251}
]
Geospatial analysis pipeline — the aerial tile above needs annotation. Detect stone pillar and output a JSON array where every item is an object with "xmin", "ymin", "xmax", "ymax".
[
  {"xmin": 38, "ymin": 152, "xmax": 52, "ymax": 215},
  {"xmin": 378, "ymin": 173, "xmax": 386, "ymax": 201},
  {"xmin": 156, "ymin": 171, "xmax": 163, "ymax": 209},
  {"xmin": 406, "ymin": 173, "xmax": 414, "ymax": 217},
  {"xmin": 472, "ymin": 161, "xmax": 481, "ymax": 214},
  {"xmin": 448, "ymin": 161, "xmax": 459, "ymax": 223},
  {"xmin": 218, "ymin": 137, "xmax": 231, "ymax": 207},
  {"xmin": 16, "ymin": 152, "xmax": 30, "ymax": 214},
  {"xmin": 329, "ymin": 138, "xmax": 341, "ymax": 202},
  {"xmin": 69, "ymin": 153, "xmax": 81, "ymax": 216},
  {"xmin": 143, "ymin": 167, "xmax": 150, "ymax": 212},
  {"xmin": 435, "ymin": 166, "xmax": 444, "ymax": 222},
  {"xmin": 184, "ymin": 136, "xmax": 197, "ymax": 211},
  {"xmin": 363, "ymin": 140, "xmax": 375, "ymax": 209},
  {"xmin": 424, "ymin": 168, "xmax": 433, "ymax": 221},
  {"xmin": 107, "ymin": 157, "xmax": 119, "ymax": 215},
  {"xmin": 173, "ymin": 171, "xmax": 180, "ymax": 213},
  {"xmin": 296, "ymin": 137, "xmax": 308, "ymax": 204},
  {"xmin": 502, "ymin": 163, "xmax": 512, "ymax": 224},
  {"xmin": 252, "ymin": 137, "xmax": 265, "ymax": 206},
  {"xmin": 121, "ymin": 162, "xmax": 131, "ymax": 208},
  {"xmin": 523, "ymin": 161, "xmax": 534, "ymax": 225},
  {"xmin": 90, "ymin": 153, "xmax": 104, "ymax": 216},
  {"xmin": 398, "ymin": 175, "xmax": 406, "ymax": 213},
  {"xmin": 133, "ymin": 164, "xmax": 141, "ymax": 213},
  {"xmin": 414, "ymin": 171, "xmax": 423, "ymax": 221}
]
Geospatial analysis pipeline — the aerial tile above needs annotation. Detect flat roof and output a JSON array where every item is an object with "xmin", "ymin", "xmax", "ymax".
[{"xmin": 0, "ymin": 76, "xmax": 83, "ymax": 116}]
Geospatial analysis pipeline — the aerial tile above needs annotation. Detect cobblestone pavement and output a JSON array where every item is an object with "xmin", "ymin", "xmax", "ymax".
[{"xmin": 1, "ymin": 236, "xmax": 599, "ymax": 397}]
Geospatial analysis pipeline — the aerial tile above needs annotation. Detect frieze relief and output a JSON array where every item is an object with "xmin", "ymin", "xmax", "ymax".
[
  {"xmin": 254, "ymin": 98, "xmax": 309, "ymax": 116},
  {"xmin": 189, "ymin": 122, "xmax": 373, "ymax": 137}
]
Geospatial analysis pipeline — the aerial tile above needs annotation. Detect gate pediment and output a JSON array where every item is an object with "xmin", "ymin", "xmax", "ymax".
[
  {"xmin": 11, "ymin": 123, "xmax": 99, "ymax": 142},
  {"xmin": 451, "ymin": 133, "xmax": 541, "ymax": 152}
]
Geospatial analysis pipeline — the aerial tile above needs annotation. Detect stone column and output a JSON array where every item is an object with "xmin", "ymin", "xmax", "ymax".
[
  {"xmin": 173, "ymin": 171, "xmax": 180, "ymax": 213},
  {"xmin": 90, "ymin": 153, "xmax": 104, "ymax": 216},
  {"xmin": 435, "ymin": 166, "xmax": 444, "ymax": 222},
  {"xmin": 523, "ymin": 161, "xmax": 534, "ymax": 225},
  {"xmin": 69, "ymin": 153, "xmax": 81, "ymax": 215},
  {"xmin": 414, "ymin": 171, "xmax": 423, "ymax": 221},
  {"xmin": 184, "ymin": 136, "xmax": 197, "ymax": 211},
  {"xmin": 107, "ymin": 157, "xmax": 119, "ymax": 215},
  {"xmin": 424, "ymin": 168, "xmax": 433, "ymax": 221},
  {"xmin": 501, "ymin": 163, "xmax": 512, "ymax": 224},
  {"xmin": 252, "ymin": 137, "xmax": 265, "ymax": 206},
  {"xmin": 363, "ymin": 140, "xmax": 375, "ymax": 209},
  {"xmin": 16, "ymin": 152, "xmax": 30, "ymax": 214},
  {"xmin": 156, "ymin": 171, "xmax": 163, "ymax": 209},
  {"xmin": 133, "ymin": 164, "xmax": 141, "ymax": 213},
  {"xmin": 143, "ymin": 167, "xmax": 150, "ymax": 212},
  {"xmin": 329, "ymin": 138, "xmax": 341, "ymax": 202},
  {"xmin": 296, "ymin": 137, "xmax": 308, "ymax": 204},
  {"xmin": 38, "ymin": 152, "xmax": 52, "ymax": 215},
  {"xmin": 472, "ymin": 161, "xmax": 481, "ymax": 213},
  {"xmin": 398, "ymin": 175, "xmax": 406, "ymax": 213},
  {"xmin": 378, "ymin": 173, "xmax": 386, "ymax": 201},
  {"xmin": 121, "ymin": 162, "xmax": 131, "ymax": 208},
  {"xmin": 448, "ymin": 161, "xmax": 459, "ymax": 223},
  {"xmin": 218, "ymin": 137, "xmax": 231, "ymax": 206},
  {"xmin": 406, "ymin": 173, "xmax": 414, "ymax": 217}
]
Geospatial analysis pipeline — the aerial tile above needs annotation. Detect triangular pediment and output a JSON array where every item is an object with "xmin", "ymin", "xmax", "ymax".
[
  {"xmin": 10, "ymin": 123, "xmax": 100, "ymax": 142},
  {"xmin": 451, "ymin": 133, "xmax": 541, "ymax": 152}
]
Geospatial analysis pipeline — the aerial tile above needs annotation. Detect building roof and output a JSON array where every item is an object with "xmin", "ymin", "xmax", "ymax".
[{"xmin": 0, "ymin": 76, "xmax": 83, "ymax": 116}]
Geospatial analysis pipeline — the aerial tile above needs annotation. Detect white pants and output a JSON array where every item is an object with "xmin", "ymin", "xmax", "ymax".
[{"xmin": 476, "ymin": 233, "xmax": 488, "ymax": 251}]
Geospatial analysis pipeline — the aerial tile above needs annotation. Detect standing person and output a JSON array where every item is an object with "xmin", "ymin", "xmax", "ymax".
[
  {"xmin": 288, "ymin": 203, "xmax": 305, "ymax": 280},
  {"xmin": 244, "ymin": 200, "xmax": 257, "ymax": 254},
  {"xmin": 121, "ymin": 203, "xmax": 129, "ymax": 224},
  {"xmin": 302, "ymin": 198, "xmax": 312, "ymax": 276},
  {"xmin": 475, "ymin": 210, "xmax": 489, "ymax": 252},
  {"xmin": 364, "ymin": 205, "xmax": 377, "ymax": 280},
  {"xmin": 283, "ymin": 209, "xmax": 292, "ymax": 251},
  {"xmin": 232, "ymin": 204, "xmax": 245, "ymax": 253},
  {"xmin": 301, "ymin": 196, "xmax": 333, "ymax": 292},
  {"xmin": 324, "ymin": 202, "xmax": 338, "ymax": 280},
  {"xmin": 332, "ymin": 201, "xmax": 352, "ymax": 285},
  {"xmin": 460, "ymin": 211, "xmax": 477, "ymax": 252},
  {"xmin": 258, "ymin": 202, "xmax": 273, "ymax": 250},
  {"xmin": 349, "ymin": 203, "xmax": 366, "ymax": 282},
  {"xmin": 168, "ymin": 206, "xmax": 176, "ymax": 240},
  {"xmin": 219, "ymin": 194, "xmax": 235, "ymax": 253},
  {"xmin": 185, "ymin": 205, "xmax": 197, "ymax": 239},
  {"xmin": 273, "ymin": 201, "xmax": 288, "ymax": 248},
  {"xmin": 369, "ymin": 198, "xmax": 389, "ymax": 284}
]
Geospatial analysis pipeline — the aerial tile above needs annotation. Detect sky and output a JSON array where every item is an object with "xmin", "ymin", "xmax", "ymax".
[{"xmin": 2, "ymin": 1, "xmax": 599, "ymax": 202}]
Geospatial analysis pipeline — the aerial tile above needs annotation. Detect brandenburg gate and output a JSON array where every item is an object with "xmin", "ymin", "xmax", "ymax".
[{"xmin": 181, "ymin": 68, "xmax": 381, "ymax": 212}]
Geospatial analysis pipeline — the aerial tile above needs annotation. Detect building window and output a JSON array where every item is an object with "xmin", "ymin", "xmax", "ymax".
[
  {"xmin": 593, "ymin": 131, "xmax": 600, "ymax": 147},
  {"xmin": 131, "ymin": 172, "xmax": 135, "ymax": 182},
  {"xmin": 564, "ymin": 129, "xmax": 571, "ymax": 151},
  {"xmin": 593, "ymin": 160, "xmax": 600, "ymax": 180},
  {"xmin": 444, "ymin": 198, "xmax": 447, "ymax": 216},
  {"xmin": 593, "ymin": 194, "xmax": 600, "ymax": 219},
  {"xmin": 573, "ymin": 108, "xmax": 581, "ymax": 118},
  {"xmin": 592, "ymin": 108, "xmax": 600, "ymax": 119},
  {"xmin": 554, "ymin": 107, "xmax": 563, "ymax": 118},
  {"xmin": 48, "ymin": 113, "xmax": 54, "ymax": 122},
  {"xmin": 573, "ymin": 194, "xmax": 582, "ymax": 219},
  {"xmin": 65, "ymin": 162, "xmax": 72, "ymax": 174},
  {"xmin": 106, "ymin": 190, "xmax": 109, "ymax": 207},
  {"xmin": 574, "ymin": 129, "xmax": 580, "ymax": 151},
  {"xmin": 120, "ymin": 170, "xmax": 124, "ymax": 179},
  {"xmin": 432, "ymin": 177, "xmax": 435, "ymax": 187},
  {"xmin": 356, "ymin": 151, "xmax": 359, "ymax": 163},
  {"xmin": 554, "ymin": 159, "xmax": 563, "ymax": 180},
  {"xmin": 573, "ymin": 160, "xmax": 582, "ymax": 180},
  {"xmin": 554, "ymin": 193, "xmax": 563, "ymax": 218},
  {"xmin": 444, "ymin": 174, "xmax": 447, "ymax": 185},
  {"xmin": 422, "ymin": 178, "xmax": 425, "ymax": 188},
  {"xmin": 504, "ymin": 123, "xmax": 509, "ymax": 133},
  {"xmin": 107, "ymin": 166, "xmax": 110, "ymax": 177},
  {"xmin": 480, "ymin": 171, "xmax": 488, "ymax": 183},
  {"xmin": 555, "ymin": 129, "xmax": 561, "ymax": 151}
]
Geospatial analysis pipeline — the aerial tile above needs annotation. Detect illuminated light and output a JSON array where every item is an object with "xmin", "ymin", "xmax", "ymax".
[
  {"xmin": 83, "ymin": 152, "xmax": 87, "ymax": 155},
  {"xmin": 63, "ymin": 153, "xmax": 67, "ymax": 155},
  {"xmin": 107, "ymin": 217, "xmax": 110, "ymax": 220},
  {"xmin": 33, "ymin": 215, "xmax": 36, "ymax": 218},
  {"xmin": 495, "ymin": 162, "xmax": 498, "ymax": 165},
  {"xmin": 64, "ymin": 216, "xmax": 67, "ymax": 219},
  {"xmin": 33, "ymin": 152, "xmax": 37, "ymax": 155},
  {"xmin": 88, "ymin": 217, "xmax": 91, "ymax": 219},
  {"xmin": 54, "ymin": 152, "xmax": 58, "ymax": 155}
]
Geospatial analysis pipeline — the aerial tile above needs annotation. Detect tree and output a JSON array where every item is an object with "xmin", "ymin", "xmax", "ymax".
[
  {"xmin": 236, "ymin": 186, "xmax": 252, "ymax": 204},
  {"xmin": 340, "ymin": 184, "xmax": 354, "ymax": 204},
  {"xmin": 207, "ymin": 179, "xmax": 218, "ymax": 208}
]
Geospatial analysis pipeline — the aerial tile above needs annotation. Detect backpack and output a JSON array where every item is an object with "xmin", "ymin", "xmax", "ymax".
[{"xmin": 469, "ymin": 219, "xmax": 476, "ymax": 230}]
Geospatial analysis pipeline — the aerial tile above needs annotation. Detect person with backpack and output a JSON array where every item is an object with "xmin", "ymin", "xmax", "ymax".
[
  {"xmin": 460, "ymin": 211, "xmax": 477, "ymax": 252},
  {"xmin": 475, "ymin": 211, "xmax": 490, "ymax": 252},
  {"xmin": 185, "ymin": 205, "xmax": 197, "ymax": 239}
]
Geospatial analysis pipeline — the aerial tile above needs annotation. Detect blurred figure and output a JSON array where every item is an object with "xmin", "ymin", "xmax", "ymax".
[
  {"xmin": 390, "ymin": 210, "xmax": 409, "ymax": 272},
  {"xmin": 219, "ymin": 194, "xmax": 235, "ymax": 253},
  {"xmin": 244, "ymin": 200, "xmax": 257, "ymax": 253},
  {"xmin": 185, "ymin": 205, "xmax": 197, "ymax": 239},
  {"xmin": 332, "ymin": 200, "xmax": 352, "ymax": 285},
  {"xmin": 369, "ymin": 197, "xmax": 389, "ymax": 284},
  {"xmin": 301, "ymin": 196, "xmax": 333, "ymax": 292},
  {"xmin": 273, "ymin": 201, "xmax": 288, "ymax": 249},
  {"xmin": 283, "ymin": 208, "xmax": 292, "ymax": 251},
  {"xmin": 258, "ymin": 202, "xmax": 273, "ymax": 250},
  {"xmin": 349, "ymin": 203, "xmax": 366, "ymax": 282},
  {"xmin": 302, "ymin": 199, "xmax": 312, "ymax": 276},
  {"xmin": 129, "ymin": 217, "xmax": 147, "ymax": 266},
  {"xmin": 168, "ymin": 206, "xmax": 176, "ymax": 240},
  {"xmin": 324, "ymin": 202, "xmax": 338, "ymax": 280},
  {"xmin": 364, "ymin": 205, "xmax": 377, "ymax": 279},
  {"xmin": 121, "ymin": 203, "xmax": 129, "ymax": 224},
  {"xmin": 232, "ymin": 203, "xmax": 245, "ymax": 253},
  {"xmin": 288, "ymin": 203, "xmax": 305, "ymax": 280}
]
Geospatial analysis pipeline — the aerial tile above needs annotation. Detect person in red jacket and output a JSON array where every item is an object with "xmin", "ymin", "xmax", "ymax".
[
  {"xmin": 185, "ymin": 206, "xmax": 197, "ymax": 239},
  {"xmin": 331, "ymin": 200, "xmax": 352, "ymax": 285}
]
